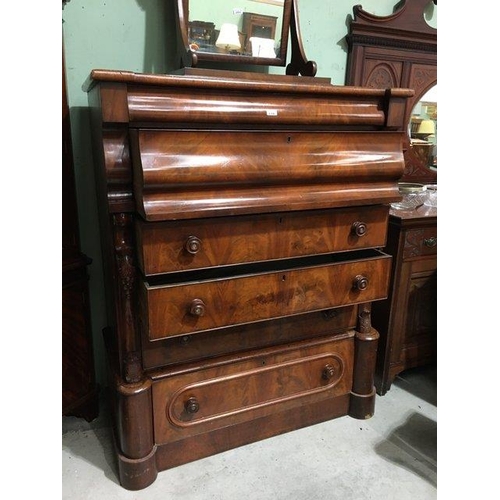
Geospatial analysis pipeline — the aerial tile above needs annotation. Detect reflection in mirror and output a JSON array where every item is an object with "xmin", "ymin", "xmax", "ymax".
[
  {"xmin": 409, "ymin": 85, "xmax": 437, "ymax": 172},
  {"xmin": 188, "ymin": 0, "xmax": 285, "ymax": 58}
]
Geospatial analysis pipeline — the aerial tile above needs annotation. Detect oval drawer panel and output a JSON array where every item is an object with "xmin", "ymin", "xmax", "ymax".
[
  {"xmin": 136, "ymin": 206, "xmax": 389, "ymax": 276},
  {"xmin": 169, "ymin": 353, "xmax": 344, "ymax": 427},
  {"xmin": 142, "ymin": 250, "xmax": 391, "ymax": 340},
  {"xmin": 152, "ymin": 334, "xmax": 354, "ymax": 445}
]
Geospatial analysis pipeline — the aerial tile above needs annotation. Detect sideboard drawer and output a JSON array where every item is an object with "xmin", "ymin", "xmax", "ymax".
[
  {"xmin": 136, "ymin": 206, "xmax": 388, "ymax": 276},
  {"xmin": 402, "ymin": 227, "xmax": 437, "ymax": 259},
  {"xmin": 152, "ymin": 334, "xmax": 354, "ymax": 445},
  {"xmin": 141, "ymin": 250, "xmax": 391, "ymax": 340}
]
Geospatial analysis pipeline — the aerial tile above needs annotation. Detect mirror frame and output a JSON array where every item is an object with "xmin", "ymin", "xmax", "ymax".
[
  {"xmin": 175, "ymin": 0, "xmax": 316, "ymax": 76},
  {"xmin": 344, "ymin": 0, "xmax": 437, "ymax": 184}
]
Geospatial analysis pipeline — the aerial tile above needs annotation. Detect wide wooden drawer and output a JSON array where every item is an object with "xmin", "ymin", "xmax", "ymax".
[
  {"xmin": 136, "ymin": 206, "xmax": 389, "ymax": 276},
  {"xmin": 142, "ymin": 306, "xmax": 357, "ymax": 370},
  {"xmin": 152, "ymin": 334, "xmax": 354, "ymax": 445},
  {"xmin": 140, "ymin": 249, "xmax": 391, "ymax": 340}
]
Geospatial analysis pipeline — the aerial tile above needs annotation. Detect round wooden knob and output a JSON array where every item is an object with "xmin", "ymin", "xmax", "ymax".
[
  {"xmin": 353, "ymin": 275, "xmax": 369, "ymax": 291},
  {"xmin": 351, "ymin": 221, "xmax": 367, "ymax": 237},
  {"xmin": 189, "ymin": 298, "xmax": 206, "ymax": 317},
  {"xmin": 184, "ymin": 236, "xmax": 202, "ymax": 254},
  {"xmin": 185, "ymin": 397, "xmax": 200, "ymax": 414},
  {"xmin": 322, "ymin": 364, "xmax": 335, "ymax": 380}
]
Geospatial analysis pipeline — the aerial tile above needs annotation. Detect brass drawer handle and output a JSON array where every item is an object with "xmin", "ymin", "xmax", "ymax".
[
  {"xmin": 185, "ymin": 397, "xmax": 200, "ymax": 414},
  {"xmin": 189, "ymin": 298, "xmax": 206, "ymax": 317},
  {"xmin": 184, "ymin": 235, "xmax": 202, "ymax": 254},
  {"xmin": 424, "ymin": 237, "xmax": 437, "ymax": 248},
  {"xmin": 351, "ymin": 221, "xmax": 367, "ymax": 237},
  {"xmin": 353, "ymin": 275, "xmax": 369, "ymax": 291},
  {"xmin": 322, "ymin": 364, "xmax": 335, "ymax": 380}
]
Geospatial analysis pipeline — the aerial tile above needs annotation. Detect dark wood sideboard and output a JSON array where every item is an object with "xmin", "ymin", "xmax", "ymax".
[
  {"xmin": 85, "ymin": 68, "xmax": 413, "ymax": 490},
  {"xmin": 371, "ymin": 205, "xmax": 437, "ymax": 394}
]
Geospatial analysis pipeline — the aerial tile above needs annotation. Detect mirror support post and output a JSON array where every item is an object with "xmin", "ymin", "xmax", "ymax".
[{"xmin": 286, "ymin": 0, "xmax": 316, "ymax": 77}]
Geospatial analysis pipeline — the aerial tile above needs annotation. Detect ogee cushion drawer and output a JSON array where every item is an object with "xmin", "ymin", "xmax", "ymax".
[
  {"xmin": 140, "ymin": 249, "xmax": 391, "ymax": 340},
  {"xmin": 151, "ymin": 333, "xmax": 354, "ymax": 445},
  {"xmin": 136, "ymin": 206, "xmax": 389, "ymax": 276},
  {"xmin": 131, "ymin": 129, "xmax": 404, "ymax": 221}
]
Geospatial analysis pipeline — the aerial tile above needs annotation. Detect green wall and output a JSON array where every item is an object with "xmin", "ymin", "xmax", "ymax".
[{"xmin": 62, "ymin": 0, "xmax": 437, "ymax": 386}]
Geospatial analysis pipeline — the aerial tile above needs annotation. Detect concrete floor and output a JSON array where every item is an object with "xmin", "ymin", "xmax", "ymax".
[{"xmin": 62, "ymin": 365, "xmax": 437, "ymax": 500}]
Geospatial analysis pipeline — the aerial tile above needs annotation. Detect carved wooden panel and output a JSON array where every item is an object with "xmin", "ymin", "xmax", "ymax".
[
  {"xmin": 364, "ymin": 61, "xmax": 402, "ymax": 89},
  {"xmin": 404, "ymin": 271, "xmax": 437, "ymax": 346}
]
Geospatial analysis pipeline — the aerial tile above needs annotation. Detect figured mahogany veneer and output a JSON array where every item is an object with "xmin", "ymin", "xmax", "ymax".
[
  {"xmin": 136, "ymin": 206, "xmax": 388, "ymax": 275},
  {"xmin": 142, "ymin": 250, "xmax": 391, "ymax": 339},
  {"xmin": 141, "ymin": 307, "xmax": 357, "ymax": 370},
  {"xmin": 152, "ymin": 334, "xmax": 354, "ymax": 444},
  {"xmin": 86, "ymin": 68, "xmax": 412, "ymax": 490},
  {"xmin": 131, "ymin": 130, "xmax": 404, "ymax": 221}
]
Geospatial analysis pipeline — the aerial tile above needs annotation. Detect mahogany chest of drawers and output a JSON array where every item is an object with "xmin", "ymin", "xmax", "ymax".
[{"xmin": 86, "ymin": 68, "xmax": 412, "ymax": 490}]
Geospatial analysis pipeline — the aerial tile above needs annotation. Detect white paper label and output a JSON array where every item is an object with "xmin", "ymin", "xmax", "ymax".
[{"xmin": 266, "ymin": 110, "xmax": 278, "ymax": 116}]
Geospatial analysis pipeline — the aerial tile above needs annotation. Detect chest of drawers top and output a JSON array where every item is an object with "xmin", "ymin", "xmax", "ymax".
[{"xmin": 86, "ymin": 69, "xmax": 413, "ymax": 221}]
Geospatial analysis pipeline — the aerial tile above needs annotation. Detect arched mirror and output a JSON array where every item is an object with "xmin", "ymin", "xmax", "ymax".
[
  {"xmin": 175, "ymin": 0, "xmax": 316, "ymax": 75},
  {"xmin": 345, "ymin": 0, "xmax": 437, "ymax": 185},
  {"xmin": 409, "ymin": 85, "xmax": 437, "ymax": 172}
]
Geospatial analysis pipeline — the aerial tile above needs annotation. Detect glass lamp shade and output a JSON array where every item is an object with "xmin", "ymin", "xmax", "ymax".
[{"xmin": 215, "ymin": 23, "xmax": 241, "ymax": 51}]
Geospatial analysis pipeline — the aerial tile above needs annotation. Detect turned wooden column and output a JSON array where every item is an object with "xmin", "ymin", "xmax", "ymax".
[
  {"xmin": 110, "ymin": 213, "xmax": 158, "ymax": 490},
  {"xmin": 349, "ymin": 302, "xmax": 380, "ymax": 419}
]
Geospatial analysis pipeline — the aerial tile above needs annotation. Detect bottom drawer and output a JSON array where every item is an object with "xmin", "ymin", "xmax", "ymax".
[{"xmin": 152, "ymin": 333, "xmax": 354, "ymax": 445}]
